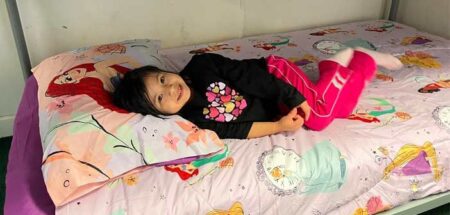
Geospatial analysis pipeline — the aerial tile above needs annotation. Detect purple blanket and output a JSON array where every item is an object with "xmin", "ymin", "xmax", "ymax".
[{"xmin": 4, "ymin": 76, "xmax": 54, "ymax": 215}]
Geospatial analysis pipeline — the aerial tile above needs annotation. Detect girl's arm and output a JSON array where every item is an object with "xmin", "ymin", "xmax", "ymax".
[
  {"xmin": 195, "ymin": 108, "xmax": 304, "ymax": 139},
  {"xmin": 247, "ymin": 108, "xmax": 304, "ymax": 138},
  {"xmin": 247, "ymin": 122, "xmax": 282, "ymax": 138}
]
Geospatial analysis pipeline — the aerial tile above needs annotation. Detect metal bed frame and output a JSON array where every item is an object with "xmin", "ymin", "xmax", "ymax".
[{"xmin": 5, "ymin": 0, "xmax": 450, "ymax": 214}]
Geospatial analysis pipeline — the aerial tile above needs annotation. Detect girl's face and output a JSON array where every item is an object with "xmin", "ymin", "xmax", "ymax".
[{"xmin": 144, "ymin": 72, "xmax": 191, "ymax": 114}]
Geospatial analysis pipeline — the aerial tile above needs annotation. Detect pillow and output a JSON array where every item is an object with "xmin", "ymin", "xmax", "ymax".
[{"xmin": 32, "ymin": 39, "xmax": 224, "ymax": 206}]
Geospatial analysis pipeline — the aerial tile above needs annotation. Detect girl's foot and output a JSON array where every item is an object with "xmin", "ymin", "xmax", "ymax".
[
  {"xmin": 327, "ymin": 48, "xmax": 354, "ymax": 67},
  {"xmin": 355, "ymin": 47, "xmax": 403, "ymax": 70}
]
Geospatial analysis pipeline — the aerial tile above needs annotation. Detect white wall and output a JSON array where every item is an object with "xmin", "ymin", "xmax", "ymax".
[
  {"xmin": 18, "ymin": 0, "xmax": 245, "ymax": 66},
  {"xmin": 18, "ymin": 0, "xmax": 387, "ymax": 66},
  {"xmin": 0, "ymin": 1, "xmax": 25, "ymax": 137},
  {"xmin": 397, "ymin": 0, "xmax": 450, "ymax": 39},
  {"xmin": 242, "ymin": 0, "xmax": 387, "ymax": 36}
]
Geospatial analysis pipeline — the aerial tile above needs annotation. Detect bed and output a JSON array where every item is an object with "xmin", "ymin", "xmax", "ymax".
[
  {"xmin": 4, "ymin": 2, "xmax": 450, "ymax": 215},
  {"xmin": 51, "ymin": 20, "xmax": 450, "ymax": 215}
]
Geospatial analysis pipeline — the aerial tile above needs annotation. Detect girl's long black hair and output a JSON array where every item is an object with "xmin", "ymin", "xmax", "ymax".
[{"xmin": 112, "ymin": 65, "xmax": 166, "ymax": 117}]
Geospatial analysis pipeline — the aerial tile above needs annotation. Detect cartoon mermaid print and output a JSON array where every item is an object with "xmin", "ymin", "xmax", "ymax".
[{"xmin": 46, "ymin": 56, "xmax": 141, "ymax": 113}]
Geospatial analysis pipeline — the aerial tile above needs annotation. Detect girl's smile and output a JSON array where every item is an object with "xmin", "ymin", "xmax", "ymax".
[
  {"xmin": 145, "ymin": 71, "xmax": 191, "ymax": 114},
  {"xmin": 177, "ymin": 84, "xmax": 183, "ymax": 101}
]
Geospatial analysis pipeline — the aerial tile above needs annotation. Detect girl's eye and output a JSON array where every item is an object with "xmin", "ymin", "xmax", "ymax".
[
  {"xmin": 158, "ymin": 95, "xmax": 163, "ymax": 102},
  {"xmin": 160, "ymin": 76, "xmax": 165, "ymax": 84}
]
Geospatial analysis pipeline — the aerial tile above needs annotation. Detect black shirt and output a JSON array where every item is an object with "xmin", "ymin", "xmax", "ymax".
[{"xmin": 179, "ymin": 53, "xmax": 305, "ymax": 139}]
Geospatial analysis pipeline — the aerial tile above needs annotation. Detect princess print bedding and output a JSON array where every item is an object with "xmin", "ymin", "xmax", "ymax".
[{"xmin": 47, "ymin": 20, "xmax": 450, "ymax": 214}]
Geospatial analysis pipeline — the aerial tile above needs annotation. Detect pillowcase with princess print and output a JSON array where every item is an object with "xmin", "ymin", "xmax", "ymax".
[{"xmin": 32, "ymin": 39, "xmax": 224, "ymax": 206}]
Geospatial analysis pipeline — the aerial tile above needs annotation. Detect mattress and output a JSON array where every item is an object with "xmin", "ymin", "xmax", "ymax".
[{"xmin": 7, "ymin": 20, "xmax": 450, "ymax": 215}]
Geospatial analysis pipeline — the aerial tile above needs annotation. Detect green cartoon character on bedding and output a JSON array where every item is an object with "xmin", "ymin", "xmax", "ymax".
[
  {"xmin": 347, "ymin": 98, "xmax": 411, "ymax": 125},
  {"xmin": 364, "ymin": 21, "xmax": 397, "ymax": 32},
  {"xmin": 256, "ymin": 141, "xmax": 347, "ymax": 196}
]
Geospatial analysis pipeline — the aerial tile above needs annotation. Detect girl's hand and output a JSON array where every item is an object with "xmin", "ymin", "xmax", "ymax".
[
  {"xmin": 277, "ymin": 108, "xmax": 304, "ymax": 132},
  {"xmin": 296, "ymin": 100, "xmax": 311, "ymax": 121},
  {"xmin": 247, "ymin": 108, "xmax": 304, "ymax": 138}
]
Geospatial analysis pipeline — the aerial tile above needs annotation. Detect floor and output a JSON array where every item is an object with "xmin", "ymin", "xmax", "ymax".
[
  {"xmin": 0, "ymin": 136, "xmax": 448, "ymax": 214},
  {"xmin": 1, "ymin": 136, "xmax": 12, "ymax": 211}
]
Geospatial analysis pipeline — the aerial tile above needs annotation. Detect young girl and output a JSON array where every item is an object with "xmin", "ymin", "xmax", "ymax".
[{"xmin": 113, "ymin": 47, "xmax": 402, "ymax": 139}]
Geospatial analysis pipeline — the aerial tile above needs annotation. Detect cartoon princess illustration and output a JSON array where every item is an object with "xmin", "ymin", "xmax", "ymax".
[
  {"xmin": 375, "ymin": 72, "xmax": 394, "ymax": 82},
  {"xmin": 257, "ymin": 141, "xmax": 347, "ymax": 196},
  {"xmin": 189, "ymin": 44, "xmax": 235, "ymax": 54},
  {"xmin": 432, "ymin": 106, "xmax": 450, "ymax": 133},
  {"xmin": 288, "ymin": 54, "xmax": 319, "ymax": 67},
  {"xmin": 353, "ymin": 196, "xmax": 392, "ymax": 215},
  {"xmin": 418, "ymin": 79, "xmax": 450, "ymax": 93},
  {"xmin": 348, "ymin": 112, "xmax": 381, "ymax": 123},
  {"xmin": 252, "ymin": 36, "xmax": 293, "ymax": 50},
  {"xmin": 383, "ymin": 141, "xmax": 442, "ymax": 182},
  {"xmin": 207, "ymin": 202, "xmax": 244, "ymax": 215},
  {"xmin": 310, "ymin": 28, "xmax": 351, "ymax": 36},
  {"xmin": 253, "ymin": 43, "xmax": 277, "ymax": 50},
  {"xmin": 347, "ymin": 98, "xmax": 411, "ymax": 124},
  {"xmin": 72, "ymin": 42, "xmax": 127, "ymax": 55},
  {"xmin": 365, "ymin": 22, "xmax": 395, "ymax": 32},
  {"xmin": 401, "ymin": 36, "xmax": 432, "ymax": 46},
  {"xmin": 164, "ymin": 143, "xmax": 228, "ymax": 181},
  {"xmin": 164, "ymin": 163, "xmax": 199, "ymax": 180},
  {"xmin": 347, "ymin": 98, "xmax": 396, "ymax": 123},
  {"xmin": 399, "ymin": 51, "xmax": 442, "ymax": 69},
  {"xmin": 95, "ymin": 43, "xmax": 127, "ymax": 54},
  {"xmin": 46, "ymin": 56, "xmax": 141, "ymax": 113}
]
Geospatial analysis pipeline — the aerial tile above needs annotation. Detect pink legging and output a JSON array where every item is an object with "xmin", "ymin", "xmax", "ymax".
[{"xmin": 266, "ymin": 51, "xmax": 376, "ymax": 131}]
